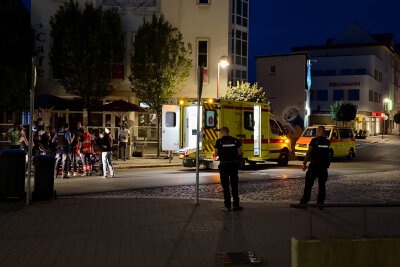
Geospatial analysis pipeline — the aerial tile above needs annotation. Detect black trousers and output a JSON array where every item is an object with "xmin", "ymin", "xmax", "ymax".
[
  {"xmin": 219, "ymin": 163, "xmax": 239, "ymax": 208},
  {"xmin": 301, "ymin": 164, "xmax": 328, "ymax": 204}
]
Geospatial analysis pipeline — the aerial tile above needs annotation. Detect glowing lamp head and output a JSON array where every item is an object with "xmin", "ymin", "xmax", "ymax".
[
  {"xmin": 218, "ymin": 56, "xmax": 230, "ymax": 68},
  {"xmin": 381, "ymin": 112, "xmax": 385, "ymax": 118}
]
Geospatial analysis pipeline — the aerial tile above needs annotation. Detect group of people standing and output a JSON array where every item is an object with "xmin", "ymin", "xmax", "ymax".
[
  {"xmin": 52, "ymin": 122, "xmax": 115, "ymax": 179},
  {"xmin": 8, "ymin": 119, "xmax": 130, "ymax": 179}
]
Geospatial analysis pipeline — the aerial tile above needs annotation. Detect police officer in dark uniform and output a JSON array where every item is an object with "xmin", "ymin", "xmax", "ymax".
[
  {"xmin": 215, "ymin": 126, "xmax": 243, "ymax": 212},
  {"xmin": 300, "ymin": 125, "xmax": 331, "ymax": 205}
]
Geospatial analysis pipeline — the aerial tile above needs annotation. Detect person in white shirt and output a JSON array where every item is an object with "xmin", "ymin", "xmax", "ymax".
[{"xmin": 118, "ymin": 123, "xmax": 130, "ymax": 161}]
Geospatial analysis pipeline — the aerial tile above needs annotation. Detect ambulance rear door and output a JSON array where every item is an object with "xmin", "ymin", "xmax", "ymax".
[
  {"xmin": 184, "ymin": 105, "xmax": 202, "ymax": 149},
  {"xmin": 162, "ymin": 105, "xmax": 180, "ymax": 151},
  {"xmin": 253, "ymin": 104, "xmax": 262, "ymax": 157}
]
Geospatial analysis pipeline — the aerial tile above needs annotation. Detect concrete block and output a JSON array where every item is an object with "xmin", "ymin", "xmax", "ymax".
[{"xmin": 292, "ymin": 237, "xmax": 400, "ymax": 267}]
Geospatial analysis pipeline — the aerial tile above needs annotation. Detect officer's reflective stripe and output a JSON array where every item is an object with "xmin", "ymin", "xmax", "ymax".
[
  {"xmin": 318, "ymin": 145, "xmax": 329, "ymax": 148},
  {"xmin": 222, "ymin": 144, "xmax": 235, "ymax": 147}
]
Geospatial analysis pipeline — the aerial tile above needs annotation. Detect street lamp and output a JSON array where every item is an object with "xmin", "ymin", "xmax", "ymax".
[
  {"xmin": 217, "ymin": 56, "xmax": 229, "ymax": 98},
  {"xmin": 382, "ymin": 98, "xmax": 391, "ymax": 138}
]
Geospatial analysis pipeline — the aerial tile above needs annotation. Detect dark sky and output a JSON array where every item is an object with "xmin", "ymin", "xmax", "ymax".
[{"xmin": 249, "ymin": 0, "xmax": 400, "ymax": 82}]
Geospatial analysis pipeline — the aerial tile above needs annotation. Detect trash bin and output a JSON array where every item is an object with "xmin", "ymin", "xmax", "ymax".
[
  {"xmin": 0, "ymin": 150, "xmax": 26, "ymax": 200},
  {"xmin": 33, "ymin": 155, "xmax": 56, "ymax": 201}
]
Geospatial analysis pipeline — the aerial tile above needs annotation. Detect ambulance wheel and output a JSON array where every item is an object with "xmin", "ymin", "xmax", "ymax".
[
  {"xmin": 328, "ymin": 149, "xmax": 334, "ymax": 161},
  {"xmin": 346, "ymin": 148, "xmax": 355, "ymax": 159},
  {"xmin": 278, "ymin": 150, "xmax": 289, "ymax": 166},
  {"xmin": 248, "ymin": 161, "xmax": 257, "ymax": 166}
]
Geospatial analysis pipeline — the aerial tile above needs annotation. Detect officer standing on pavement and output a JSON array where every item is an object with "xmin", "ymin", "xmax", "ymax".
[
  {"xmin": 215, "ymin": 126, "xmax": 243, "ymax": 212},
  {"xmin": 52, "ymin": 123, "xmax": 73, "ymax": 179},
  {"xmin": 300, "ymin": 125, "xmax": 331, "ymax": 205}
]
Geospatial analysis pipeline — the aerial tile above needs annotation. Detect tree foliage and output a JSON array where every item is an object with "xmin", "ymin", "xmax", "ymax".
[
  {"xmin": 130, "ymin": 14, "xmax": 192, "ymax": 115},
  {"xmin": 222, "ymin": 81, "xmax": 265, "ymax": 102},
  {"xmin": 394, "ymin": 112, "xmax": 400, "ymax": 125},
  {"xmin": 330, "ymin": 101, "xmax": 357, "ymax": 122},
  {"xmin": 49, "ymin": 0, "xmax": 124, "ymax": 111},
  {"xmin": 0, "ymin": 0, "xmax": 31, "ymax": 113},
  {"xmin": 0, "ymin": 66, "xmax": 30, "ymax": 113}
]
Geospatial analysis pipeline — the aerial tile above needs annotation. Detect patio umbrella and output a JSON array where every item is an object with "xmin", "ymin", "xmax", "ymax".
[{"xmin": 101, "ymin": 100, "xmax": 148, "ymax": 113}]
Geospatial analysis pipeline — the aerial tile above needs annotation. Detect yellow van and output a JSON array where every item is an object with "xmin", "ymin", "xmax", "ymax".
[{"xmin": 295, "ymin": 125, "xmax": 356, "ymax": 160}]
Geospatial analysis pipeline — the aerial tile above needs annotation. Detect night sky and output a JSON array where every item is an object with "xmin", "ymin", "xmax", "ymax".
[{"xmin": 249, "ymin": 0, "xmax": 400, "ymax": 82}]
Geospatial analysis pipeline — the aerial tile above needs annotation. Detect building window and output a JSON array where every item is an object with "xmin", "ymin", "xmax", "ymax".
[
  {"xmin": 373, "ymin": 92, "xmax": 378, "ymax": 103},
  {"xmin": 354, "ymin": 68, "xmax": 366, "ymax": 75},
  {"xmin": 197, "ymin": 0, "xmax": 209, "ymax": 4},
  {"xmin": 317, "ymin": 90, "xmax": 328, "ymax": 101},
  {"xmin": 379, "ymin": 72, "xmax": 382, "ymax": 82},
  {"xmin": 348, "ymin": 89, "xmax": 360, "ymax": 101},
  {"xmin": 341, "ymin": 69, "xmax": 352, "ymax": 75},
  {"xmin": 369, "ymin": 90, "xmax": 374, "ymax": 102},
  {"xmin": 325, "ymin": 70, "xmax": 336, "ymax": 76},
  {"xmin": 233, "ymin": 0, "xmax": 248, "ymax": 27},
  {"xmin": 197, "ymin": 40, "xmax": 208, "ymax": 68},
  {"xmin": 242, "ymin": 70, "xmax": 247, "ymax": 80},
  {"xmin": 333, "ymin": 89, "xmax": 344, "ymax": 101},
  {"xmin": 311, "ymin": 70, "xmax": 323, "ymax": 76},
  {"xmin": 269, "ymin": 66, "xmax": 276, "ymax": 74},
  {"xmin": 374, "ymin": 69, "xmax": 378, "ymax": 80}
]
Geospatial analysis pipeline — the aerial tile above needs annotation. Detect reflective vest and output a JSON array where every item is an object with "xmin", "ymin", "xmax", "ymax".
[{"xmin": 82, "ymin": 133, "xmax": 92, "ymax": 153}]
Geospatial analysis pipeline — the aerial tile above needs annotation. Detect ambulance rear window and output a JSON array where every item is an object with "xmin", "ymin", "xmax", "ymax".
[
  {"xmin": 244, "ymin": 112, "xmax": 254, "ymax": 131},
  {"xmin": 205, "ymin": 110, "xmax": 217, "ymax": 128},
  {"xmin": 165, "ymin": 112, "xmax": 176, "ymax": 127}
]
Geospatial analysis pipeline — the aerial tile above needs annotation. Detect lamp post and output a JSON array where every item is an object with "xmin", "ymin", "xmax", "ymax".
[
  {"xmin": 217, "ymin": 56, "xmax": 229, "ymax": 98},
  {"xmin": 382, "ymin": 98, "xmax": 391, "ymax": 139}
]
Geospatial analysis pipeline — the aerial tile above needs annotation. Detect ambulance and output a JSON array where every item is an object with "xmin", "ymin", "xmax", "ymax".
[
  {"xmin": 295, "ymin": 125, "xmax": 356, "ymax": 161},
  {"xmin": 162, "ymin": 98, "xmax": 291, "ymax": 169}
]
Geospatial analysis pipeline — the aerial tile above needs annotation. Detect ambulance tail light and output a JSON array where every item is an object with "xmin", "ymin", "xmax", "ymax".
[{"xmin": 213, "ymin": 154, "xmax": 216, "ymax": 158}]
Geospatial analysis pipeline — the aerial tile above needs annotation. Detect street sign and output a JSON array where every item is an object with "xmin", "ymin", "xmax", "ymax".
[{"xmin": 167, "ymin": 98, "xmax": 177, "ymax": 105}]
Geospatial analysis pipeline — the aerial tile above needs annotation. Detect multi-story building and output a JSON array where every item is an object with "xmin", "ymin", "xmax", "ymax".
[
  {"xmin": 291, "ymin": 23, "xmax": 400, "ymax": 135},
  {"xmin": 31, "ymin": 0, "xmax": 249, "ymax": 130},
  {"xmin": 255, "ymin": 53, "xmax": 308, "ymax": 141}
]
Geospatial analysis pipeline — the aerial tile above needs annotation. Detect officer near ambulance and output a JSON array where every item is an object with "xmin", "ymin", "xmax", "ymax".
[
  {"xmin": 300, "ymin": 125, "xmax": 331, "ymax": 205},
  {"xmin": 215, "ymin": 126, "xmax": 243, "ymax": 212}
]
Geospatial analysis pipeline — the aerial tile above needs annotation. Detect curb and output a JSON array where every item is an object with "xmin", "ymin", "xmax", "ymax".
[{"xmin": 113, "ymin": 164, "xmax": 182, "ymax": 169}]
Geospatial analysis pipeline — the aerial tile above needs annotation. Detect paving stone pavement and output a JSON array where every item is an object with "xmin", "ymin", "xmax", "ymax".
[
  {"xmin": 1, "ymin": 198, "xmax": 400, "ymax": 267},
  {"xmin": 74, "ymin": 170, "xmax": 400, "ymax": 204}
]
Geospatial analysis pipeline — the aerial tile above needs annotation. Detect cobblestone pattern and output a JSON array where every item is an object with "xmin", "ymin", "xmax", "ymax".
[{"xmin": 69, "ymin": 170, "xmax": 400, "ymax": 204}]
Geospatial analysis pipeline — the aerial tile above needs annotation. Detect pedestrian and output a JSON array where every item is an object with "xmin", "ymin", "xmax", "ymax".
[
  {"xmin": 52, "ymin": 123, "xmax": 73, "ymax": 179},
  {"xmin": 39, "ymin": 126, "xmax": 51, "ymax": 155},
  {"xmin": 215, "ymin": 126, "xmax": 243, "ymax": 212},
  {"xmin": 9, "ymin": 122, "xmax": 21, "ymax": 149},
  {"xmin": 299, "ymin": 125, "xmax": 331, "ymax": 206},
  {"xmin": 118, "ymin": 123, "xmax": 130, "ymax": 161},
  {"xmin": 82, "ymin": 127, "xmax": 93, "ymax": 176},
  {"xmin": 101, "ymin": 128, "xmax": 114, "ymax": 178}
]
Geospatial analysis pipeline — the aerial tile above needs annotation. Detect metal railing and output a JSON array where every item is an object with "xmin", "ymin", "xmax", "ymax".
[{"xmin": 290, "ymin": 203, "xmax": 400, "ymax": 239}]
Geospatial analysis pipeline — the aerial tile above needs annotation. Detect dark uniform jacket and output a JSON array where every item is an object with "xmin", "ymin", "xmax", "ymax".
[
  {"xmin": 309, "ymin": 136, "xmax": 331, "ymax": 168},
  {"xmin": 215, "ymin": 136, "xmax": 242, "ymax": 163}
]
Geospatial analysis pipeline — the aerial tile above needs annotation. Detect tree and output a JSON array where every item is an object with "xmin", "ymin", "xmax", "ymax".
[
  {"xmin": 330, "ymin": 101, "xmax": 357, "ymax": 125},
  {"xmin": 130, "ymin": 14, "xmax": 192, "ymax": 156},
  {"xmin": 49, "ymin": 1, "xmax": 124, "ymax": 122},
  {"xmin": 222, "ymin": 81, "xmax": 265, "ymax": 102},
  {"xmin": 0, "ymin": 0, "xmax": 31, "ymax": 114},
  {"xmin": 394, "ymin": 111, "xmax": 400, "ymax": 135}
]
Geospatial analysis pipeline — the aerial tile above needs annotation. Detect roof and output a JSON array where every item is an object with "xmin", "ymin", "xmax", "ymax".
[
  {"xmin": 254, "ymin": 52, "xmax": 308, "ymax": 59},
  {"xmin": 292, "ymin": 22, "xmax": 397, "ymax": 54}
]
